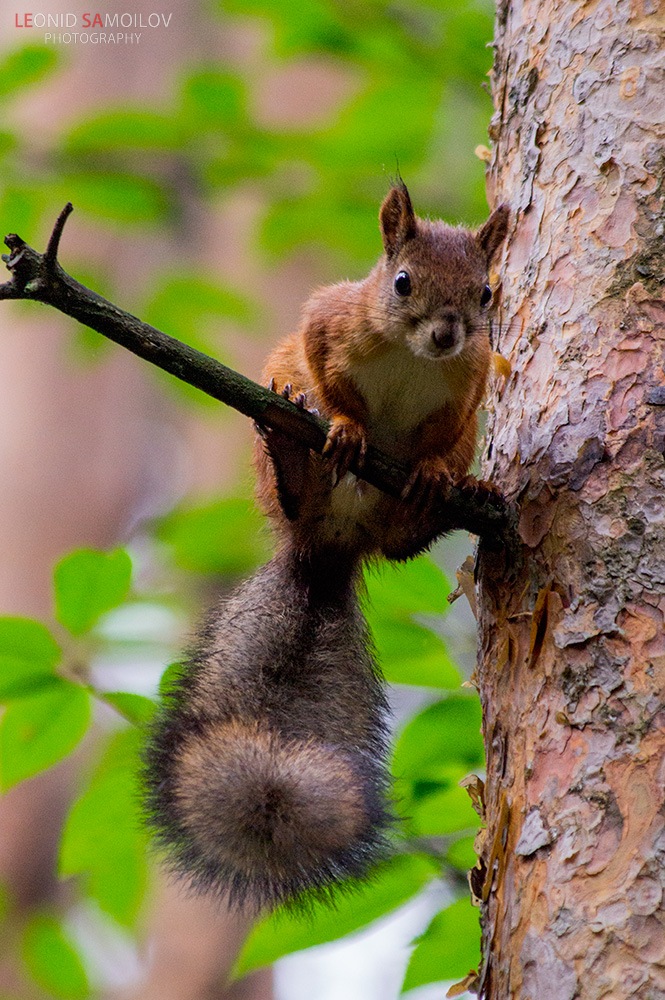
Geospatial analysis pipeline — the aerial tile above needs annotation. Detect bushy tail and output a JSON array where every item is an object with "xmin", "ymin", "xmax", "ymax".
[
  {"xmin": 142, "ymin": 547, "xmax": 391, "ymax": 910},
  {"xmin": 151, "ymin": 719, "xmax": 387, "ymax": 909}
]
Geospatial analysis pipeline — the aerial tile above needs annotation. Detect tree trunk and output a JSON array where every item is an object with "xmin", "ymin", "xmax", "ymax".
[{"xmin": 477, "ymin": 1, "xmax": 665, "ymax": 997}]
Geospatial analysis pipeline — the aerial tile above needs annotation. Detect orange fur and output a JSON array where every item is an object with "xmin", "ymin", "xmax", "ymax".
[{"xmin": 256, "ymin": 185, "xmax": 509, "ymax": 560}]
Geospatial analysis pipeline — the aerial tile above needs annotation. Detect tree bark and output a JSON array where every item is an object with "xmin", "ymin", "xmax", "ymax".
[{"xmin": 477, "ymin": 2, "xmax": 665, "ymax": 997}]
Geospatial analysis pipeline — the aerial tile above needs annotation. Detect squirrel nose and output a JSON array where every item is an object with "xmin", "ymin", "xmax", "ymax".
[
  {"xmin": 432, "ymin": 315, "xmax": 458, "ymax": 351},
  {"xmin": 432, "ymin": 328, "xmax": 455, "ymax": 351},
  {"xmin": 431, "ymin": 310, "xmax": 460, "ymax": 351}
]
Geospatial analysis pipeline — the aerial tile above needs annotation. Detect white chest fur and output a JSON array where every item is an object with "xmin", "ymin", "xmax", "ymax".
[{"xmin": 351, "ymin": 344, "xmax": 454, "ymax": 457}]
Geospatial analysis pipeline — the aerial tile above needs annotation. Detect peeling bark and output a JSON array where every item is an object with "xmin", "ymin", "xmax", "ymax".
[{"xmin": 477, "ymin": 1, "xmax": 665, "ymax": 997}]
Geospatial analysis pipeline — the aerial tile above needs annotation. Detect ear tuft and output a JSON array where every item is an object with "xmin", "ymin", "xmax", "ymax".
[
  {"xmin": 477, "ymin": 203, "xmax": 510, "ymax": 264},
  {"xmin": 379, "ymin": 184, "xmax": 417, "ymax": 258}
]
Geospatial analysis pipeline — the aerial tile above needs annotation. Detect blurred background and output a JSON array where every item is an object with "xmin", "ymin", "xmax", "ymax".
[{"xmin": 0, "ymin": 1, "xmax": 496, "ymax": 997}]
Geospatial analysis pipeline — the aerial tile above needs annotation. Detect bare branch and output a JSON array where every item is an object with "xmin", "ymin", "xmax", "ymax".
[
  {"xmin": 0, "ymin": 205, "xmax": 518, "ymax": 547},
  {"xmin": 44, "ymin": 201, "xmax": 74, "ymax": 266}
]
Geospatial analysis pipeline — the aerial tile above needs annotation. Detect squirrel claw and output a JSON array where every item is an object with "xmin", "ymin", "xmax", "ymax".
[
  {"xmin": 458, "ymin": 474, "xmax": 505, "ymax": 507},
  {"xmin": 402, "ymin": 460, "xmax": 452, "ymax": 512},
  {"xmin": 323, "ymin": 417, "xmax": 367, "ymax": 483},
  {"xmin": 266, "ymin": 378, "xmax": 313, "ymax": 413}
]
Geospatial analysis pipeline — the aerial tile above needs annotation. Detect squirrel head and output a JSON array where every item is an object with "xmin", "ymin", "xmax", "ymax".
[{"xmin": 374, "ymin": 183, "xmax": 509, "ymax": 361}]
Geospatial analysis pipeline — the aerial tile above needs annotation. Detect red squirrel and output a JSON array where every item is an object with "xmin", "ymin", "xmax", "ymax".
[
  {"xmin": 143, "ymin": 185, "xmax": 508, "ymax": 910},
  {"xmin": 256, "ymin": 182, "xmax": 509, "ymax": 559}
]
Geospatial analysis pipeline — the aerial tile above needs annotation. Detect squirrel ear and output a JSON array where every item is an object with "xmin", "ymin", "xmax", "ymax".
[
  {"xmin": 380, "ymin": 184, "xmax": 417, "ymax": 257},
  {"xmin": 477, "ymin": 204, "xmax": 510, "ymax": 264}
]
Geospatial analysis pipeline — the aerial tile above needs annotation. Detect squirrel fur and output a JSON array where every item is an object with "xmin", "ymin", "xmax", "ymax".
[
  {"xmin": 143, "ymin": 543, "xmax": 389, "ymax": 910},
  {"xmin": 255, "ymin": 182, "xmax": 509, "ymax": 560},
  {"xmin": 143, "ymin": 184, "xmax": 508, "ymax": 911}
]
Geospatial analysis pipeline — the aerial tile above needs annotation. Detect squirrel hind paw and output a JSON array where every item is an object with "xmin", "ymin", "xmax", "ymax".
[
  {"xmin": 260, "ymin": 428, "xmax": 313, "ymax": 522},
  {"xmin": 152, "ymin": 721, "xmax": 389, "ymax": 910}
]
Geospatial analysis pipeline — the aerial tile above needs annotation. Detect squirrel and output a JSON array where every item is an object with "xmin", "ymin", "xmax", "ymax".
[
  {"xmin": 255, "ymin": 182, "xmax": 509, "ymax": 560},
  {"xmin": 142, "ymin": 183, "xmax": 508, "ymax": 911}
]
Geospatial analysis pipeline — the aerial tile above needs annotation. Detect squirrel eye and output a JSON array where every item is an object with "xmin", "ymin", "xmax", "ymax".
[
  {"xmin": 394, "ymin": 271, "xmax": 412, "ymax": 296},
  {"xmin": 480, "ymin": 284, "xmax": 492, "ymax": 307}
]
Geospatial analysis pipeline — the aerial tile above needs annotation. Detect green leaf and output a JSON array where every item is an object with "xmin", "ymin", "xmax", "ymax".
[
  {"xmin": 156, "ymin": 495, "xmax": 270, "ymax": 576},
  {"xmin": 64, "ymin": 109, "xmax": 183, "ymax": 154},
  {"xmin": 0, "ymin": 185, "xmax": 50, "ymax": 242},
  {"xmin": 22, "ymin": 914, "xmax": 89, "ymax": 1000},
  {"xmin": 55, "ymin": 172, "xmax": 169, "ymax": 224},
  {"xmin": 0, "ymin": 617, "xmax": 60, "ymax": 667},
  {"xmin": 0, "ymin": 131, "xmax": 17, "ymax": 159},
  {"xmin": 392, "ymin": 696, "xmax": 484, "ymax": 784},
  {"xmin": 180, "ymin": 67, "xmax": 247, "ymax": 130},
  {"xmin": 364, "ymin": 558, "xmax": 459, "ymax": 688},
  {"xmin": 146, "ymin": 273, "xmax": 255, "ymax": 329},
  {"xmin": 221, "ymin": 0, "xmax": 353, "ymax": 58},
  {"xmin": 234, "ymin": 853, "xmax": 435, "ymax": 979},
  {"xmin": 393, "ymin": 695, "xmax": 484, "ymax": 845},
  {"xmin": 438, "ymin": 6, "xmax": 495, "ymax": 83},
  {"xmin": 54, "ymin": 548, "xmax": 132, "ymax": 636},
  {"xmin": 262, "ymin": 194, "xmax": 379, "ymax": 265},
  {"xmin": 219, "ymin": 0, "xmax": 422, "ymax": 65},
  {"xmin": 402, "ymin": 897, "xmax": 480, "ymax": 993},
  {"xmin": 101, "ymin": 692, "xmax": 156, "ymax": 727},
  {"xmin": 0, "ymin": 881, "xmax": 11, "ymax": 923},
  {"xmin": 204, "ymin": 132, "xmax": 287, "ymax": 189},
  {"xmin": 364, "ymin": 557, "xmax": 451, "ymax": 617},
  {"xmin": 0, "ymin": 46, "xmax": 59, "ymax": 101},
  {"xmin": 0, "ymin": 617, "xmax": 61, "ymax": 700},
  {"xmin": 371, "ymin": 619, "xmax": 459, "ymax": 688},
  {"xmin": 59, "ymin": 728, "xmax": 149, "ymax": 927},
  {"xmin": 445, "ymin": 836, "xmax": 477, "ymax": 872},
  {"xmin": 0, "ymin": 683, "xmax": 91, "ymax": 790},
  {"xmin": 409, "ymin": 781, "xmax": 480, "ymax": 837},
  {"xmin": 318, "ymin": 73, "xmax": 442, "ymax": 171}
]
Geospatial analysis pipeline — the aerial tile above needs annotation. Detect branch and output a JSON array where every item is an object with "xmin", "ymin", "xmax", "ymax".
[{"xmin": 1, "ymin": 205, "xmax": 517, "ymax": 546}]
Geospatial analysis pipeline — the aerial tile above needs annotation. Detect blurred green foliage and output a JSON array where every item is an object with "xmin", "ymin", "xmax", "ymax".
[
  {"xmin": 0, "ymin": 544, "xmax": 484, "ymax": 993},
  {"xmin": 54, "ymin": 549, "xmax": 132, "ymax": 637},
  {"xmin": 403, "ymin": 896, "xmax": 482, "ymax": 991},
  {"xmin": 0, "ymin": 0, "xmax": 495, "ymax": 994},
  {"xmin": 234, "ymin": 853, "xmax": 438, "ymax": 978},
  {"xmin": 59, "ymin": 727, "xmax": 150, "ymax": 927},
  {"xmin": 364, "ymin": 559, "xmax": 462, "ymax": 687},
  {"xmin": 21, "ymin": 914, "xmax": 90, "ymax": 999},
  {"xmin": 155, "ymin": 493, "xmax": 272, "ymax": 575}
]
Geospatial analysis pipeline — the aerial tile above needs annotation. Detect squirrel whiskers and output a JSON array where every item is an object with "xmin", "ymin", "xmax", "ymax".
[{"xmin": 143, "ymin": 545, "xmax": 391, "ymax": 910}]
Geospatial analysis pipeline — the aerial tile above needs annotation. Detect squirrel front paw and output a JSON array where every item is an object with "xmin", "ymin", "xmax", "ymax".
[
  {"xmin": 322, "ymin": 416, "xmax": 367, "ymax": 483},
  {"xmin": 402, "ymin": 457, "xmax": 452, "ymax": 511}
]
